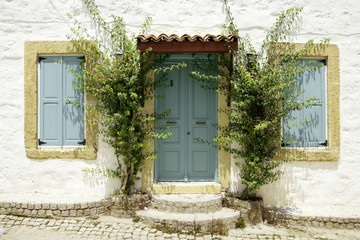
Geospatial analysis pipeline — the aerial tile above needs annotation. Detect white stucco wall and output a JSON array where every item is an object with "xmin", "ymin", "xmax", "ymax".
[{"xmin": 0, "ymin": 0, "xmax": 360, "ymax": 217}]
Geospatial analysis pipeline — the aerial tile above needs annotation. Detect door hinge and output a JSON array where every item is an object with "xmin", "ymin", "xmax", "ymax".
[
  {"xmin": 77, "ymin": 139, "xmax": 86, "ymax": 145},
  {"xmin": 319, "ymin": 140, "xmax": 328, "ymax": 146},
  {"xmin": 77, "ymin": 56, "xmax": 85, "ymax": 60},
  {"xmin": 38, "ymin": 57, "xmax": 47, "ymax": 61},
  {"xmin": 38, "ymin": 139, "xmax": 47, "ymax": 145}
]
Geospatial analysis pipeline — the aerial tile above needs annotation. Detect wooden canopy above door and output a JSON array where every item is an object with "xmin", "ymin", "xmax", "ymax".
[{"xmin": 136, "ymin": 34, "xmax": 239, "ymax": 53}]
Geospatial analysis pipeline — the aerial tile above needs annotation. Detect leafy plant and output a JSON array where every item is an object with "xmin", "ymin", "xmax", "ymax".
[
  {"xmin": 211, "ymin": 1, "xmax": 329, "ymax": 199},
  {"xmin": 67, "ymin": 0, "xmax": 172, "ymax": 194},
  {"xmin": 235, "ymin": 219, "xmax": 246, "ymax": 229}
]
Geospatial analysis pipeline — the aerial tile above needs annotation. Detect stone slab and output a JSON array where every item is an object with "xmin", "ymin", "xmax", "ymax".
[
  {"xmin": 152, "ymin": 182, "xmax": 221, "ymax": 194},
  {"xmin": 152, "ymin": 194, "xmax": 222, "ymax": 213}
]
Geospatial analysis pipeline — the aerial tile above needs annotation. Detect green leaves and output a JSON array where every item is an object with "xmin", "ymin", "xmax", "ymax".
[
  {"xmin": 219, "ymin": 2, "xmax": 329, "ymax": 199},
  {"xmin": 68, "ymin": 0, "xmax": 163, "ymax": 194}
]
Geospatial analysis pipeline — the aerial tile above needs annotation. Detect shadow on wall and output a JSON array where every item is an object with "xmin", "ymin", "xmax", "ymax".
[
  {"xmin": 21, "ymin": 139, "xmax": 122, "ymax": 202},
  {"xmin": 82, "ymin": 135, "xmax": 122, "ymax": 197},
  {"xmin": 257, "ymin": 160, "xmax": 339, "ymax": 208},
  {"xmin": 230, "ymin": 156, "xmax": 247, "ymax": 194}
]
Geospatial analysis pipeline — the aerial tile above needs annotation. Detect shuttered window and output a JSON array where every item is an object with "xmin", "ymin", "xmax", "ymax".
[
  {"xmin": 283, "ymin": 59, "xmax": 326, "ymax": 147},
  {"xmin": 39, "ymin": 56, "xmax": 84, "ymax": 146}
]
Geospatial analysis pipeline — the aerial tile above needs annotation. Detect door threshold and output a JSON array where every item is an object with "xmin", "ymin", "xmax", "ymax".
[{"xmin": 153, "ymin": 182, "xmax": 221, "ymax": 194}]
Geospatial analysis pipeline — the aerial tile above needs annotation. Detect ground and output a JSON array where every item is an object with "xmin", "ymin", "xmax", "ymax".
[{"xmin": 0, "ymin": 215, "xmax": 359, "ymax": 240}]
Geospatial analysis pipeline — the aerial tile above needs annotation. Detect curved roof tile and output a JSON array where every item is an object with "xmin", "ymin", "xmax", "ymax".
[{"xmin": 136, "ymin": 34, "xmax": 240, "ymax": 43}]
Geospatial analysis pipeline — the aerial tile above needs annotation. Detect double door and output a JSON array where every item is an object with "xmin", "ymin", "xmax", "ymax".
[{"xmin": 155, "ymin": 54, "xmax": 218, "ymax": 182}]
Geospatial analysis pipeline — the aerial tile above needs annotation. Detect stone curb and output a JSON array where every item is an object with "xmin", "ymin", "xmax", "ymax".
[
  {"xmin": 263, "ymin": 208, "xmax": 360, "ymax": 229},
  {"xmin": 0, "ymin": 195, "xmax": 152, "ymax": 219},
  {"xmin": 0, "ymin": 199, "xmax": 112, "ymax": 218}
]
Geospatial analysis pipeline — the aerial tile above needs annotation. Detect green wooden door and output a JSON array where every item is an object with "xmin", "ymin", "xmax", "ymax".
[{"xmin": 155, "ymin": 54, "xmax": 218, "ymax": 182}]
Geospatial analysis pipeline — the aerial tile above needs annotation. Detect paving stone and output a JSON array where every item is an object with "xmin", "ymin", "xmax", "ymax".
[
  {"xmin": 34, "ymin": 204, "xmax": 42, "ymax": 210},
  {"xmin": 156, "ymin": 231, "xmax": 163, "ymax": 236},
  {"xmin": 70, "ymin": 209, "xmax": 77, "ymax": 217},
  {"xmin": 84, "ymin": 209, "xmax": 90, "ymax": 216},
  {"xmin": 123, "ymin": 233, "xmax": 132, "ymax": 238},
  {"xmin": 1, "ymin": 213, "xmax": 360, "ymax": 240},
  {"xmin": 14, "ymin": 220, "xmax": 22, "ymax": 225},
  {"xmin": 81, "ymin": 203, "xmax": 88, "ymax": 209},
  {"xmin": 66, "ymin": 203, "xmax": 75, "ymax": 210},
  {"xmin": 20, "ymin": 203, "xmax": 28, "ymax": 209},
  {"xmin": 39, "ymin": 225, "xmax": 46, "ymax": 229},
  {"xmin": 89, "ymin": 201, "xmax": 96, "ymax": 208},
  {"xmin": 50, "ymin": 204, "xmax": 57, "ymax": 210}
]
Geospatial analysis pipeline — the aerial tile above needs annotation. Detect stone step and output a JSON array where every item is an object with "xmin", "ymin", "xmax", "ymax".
[
  {"xmin": 151, "ymin": 194, "xmax": 222, "ymax": 213},
  {"xmin": 152, "ymin": 182, "xmax": 221, "ymax": 194},
  {"xmin": 136, "ymin": 207, "xmax": 240, "ymax": 234}
]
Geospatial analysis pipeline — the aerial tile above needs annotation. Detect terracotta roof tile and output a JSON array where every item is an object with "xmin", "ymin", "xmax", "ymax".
[{"xmin": 136, "ymin": 34, "xmax": 240, "ymax": 43}]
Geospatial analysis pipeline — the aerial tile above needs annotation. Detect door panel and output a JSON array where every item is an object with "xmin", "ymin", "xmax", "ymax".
[
  {"xmin": 192, "ymin": 151, "xmax": 209, "ymax": 172},
  {"xmin": 164, "ymin": 127, "xmax": 180, "ymax": 143},
  {"xmin": 155, "ymin": 54, "xmax": 217, "ymax": 182},
  {"xmin": 155, "ymin": 58, "xmax": 186, "ymax": 181},
  {"xmin": 163, "ymin": 150, "xmax": 181, "ymax": 172},
  {"xmin": 187, "ymin": 55, "xmax": 217, "ymax": 181},
  {"xmin": 193, "ymin": 79, "xmax": 209, "ymax": 119}
]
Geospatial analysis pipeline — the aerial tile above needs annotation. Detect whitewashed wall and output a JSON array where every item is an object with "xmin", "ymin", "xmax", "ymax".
[{"xmin": 0, "ymin": 0, "xmax": 359, "ymax": 217}]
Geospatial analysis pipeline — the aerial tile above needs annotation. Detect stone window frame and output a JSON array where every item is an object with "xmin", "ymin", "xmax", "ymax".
[
  {"xmin": 278, "ymin": 43, "xmax": 340, "ymax": 161},
  {"xmin": 24, "ymin": 41, "xmax": 97, "ymax": 159}
]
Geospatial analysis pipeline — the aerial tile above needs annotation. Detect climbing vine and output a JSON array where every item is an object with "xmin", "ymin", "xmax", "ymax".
[
  {"xmin": 215, "ymin": 1, "xmax": 329, "ymax": 198},
  {"xmin": 67, "ymin": 0, "xmax": 173, "ymax": 194}
]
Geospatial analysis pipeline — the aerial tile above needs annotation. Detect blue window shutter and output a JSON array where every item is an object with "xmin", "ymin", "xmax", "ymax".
[
  {"xmin": 62, "ymin": 57, "xmax": 84, "ymax": 145},
  {"xmin": 39, "ymin": 57, "xmax": 63, "ymax": 146},
  {"xmin": 284, "ymin": 59, "xmax": 326, "ymax": 147}
]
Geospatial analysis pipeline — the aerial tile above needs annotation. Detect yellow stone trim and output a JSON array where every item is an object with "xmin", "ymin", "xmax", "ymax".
[
  {"xmin": 217, "ymin": 54, "xmax": 231, "ymax": 189},
  {"xmin": 141, "ymin": 54, "xmax": 231, "ymax": 193},
  {"xmin": 142, "ymin": 68, "xmax": 155, "ymax": 193},
  {"xmin": 153, "ymin": 183, "xmax": 221, "ymax": 194},
  {"xmin": 278, "ymin": 43, "xmax": 340, "ymax": 161},
  {"xmin": 24, "ymin": 41, "xmax": 97, "ymax": 160}
]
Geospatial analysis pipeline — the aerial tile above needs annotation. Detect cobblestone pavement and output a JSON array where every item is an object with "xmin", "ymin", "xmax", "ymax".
[{"xmin": 0, "ymin": 214, "xmax": 359, "ymax": 240}]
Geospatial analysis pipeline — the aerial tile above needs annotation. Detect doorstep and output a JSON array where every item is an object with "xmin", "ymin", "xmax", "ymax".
[{"xmin": 152, "ymin": 182, "xmax": 221, "ymax": 194}]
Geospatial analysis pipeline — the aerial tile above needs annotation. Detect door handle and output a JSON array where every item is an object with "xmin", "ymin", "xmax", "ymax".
[
  {"xmin": 196, "ymin": 122, "xmax": 206, "ymax": 124},
  {"xmin": 166, "ymin": 122, "xmax": 177, "ymax": 124},
  {"xmin": 187, "ymin": 132, "xmax": 190, "ymax": 135}
]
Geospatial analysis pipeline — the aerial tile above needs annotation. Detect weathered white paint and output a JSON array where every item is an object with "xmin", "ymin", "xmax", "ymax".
[{"xmin": 0, "ymin": 0, "xmax": 360, "ymax": 217}]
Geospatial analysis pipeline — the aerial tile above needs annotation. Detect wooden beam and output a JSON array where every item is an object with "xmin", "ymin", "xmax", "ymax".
[{"xmin": 138, "ymin": 41, "xmax": 238, "ymax": 53}]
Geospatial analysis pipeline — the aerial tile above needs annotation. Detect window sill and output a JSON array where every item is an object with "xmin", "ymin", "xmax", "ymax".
[
  {"xmin": 38, "ymin": 146, "xmax": 86, "ymax": 151},
  {"xmin": 26, "ymin": 148, "xmax": 96, "ymax": 160},
  {"xmin": 275, "ymin": 146, "xmax": 339, "ymax": 162}
]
